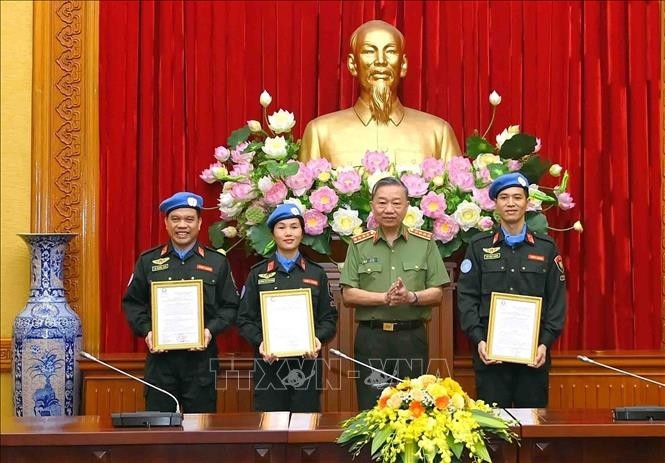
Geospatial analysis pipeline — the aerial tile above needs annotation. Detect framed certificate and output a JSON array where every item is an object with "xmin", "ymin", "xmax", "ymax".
[
  {"xmin": 151, "ymin": 280, "xmax": 205, "ymax": 351},
  {"xmin": 260, "ymin": 288, "xmax": 315, "ymax": 357},
  {"xmin": 487, "ymin": 292, "xmax": 542, "ymax": 365}
]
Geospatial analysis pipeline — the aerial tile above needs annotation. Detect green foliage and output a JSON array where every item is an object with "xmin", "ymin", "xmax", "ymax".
[
  {"xmin": 499, "ymin": 133, "xmax": 537, "ymax": 159},
  {"xmin": 487, "ymin": 162, "xmax": 509, "ymax": 179},
  {"xmin": 247, "ymin": 223, "xmax": 275, "ymax": 256},
  {"xmin": 438, "ymin": 236, "xmax": 463, "ymax": 259},
  {"xmin": 519, "ymin": 154, "xmax": 551, "ymax": 184},
  {"xmin": 227, "ymin": 126, "xmax": 251, "ymax": 147},
  {"xmin": 301, "ymin": 230, "xmax": 332, "ymax": 256},
  {"xmin": 526, "ymin": 211, "xmax": 548, "ymax": 234},
  {"xmin": 466, "ymin": 135, "xmax": 494, "ymax": 159},
  {"xmin": 208, "ymin": 221, "xmax": 226, "ymax": 249}
]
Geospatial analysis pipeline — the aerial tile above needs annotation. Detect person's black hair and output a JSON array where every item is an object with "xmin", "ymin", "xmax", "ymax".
[{"xmin": 370, "ymin": 176, "xmax": 408, "ymax": 199}]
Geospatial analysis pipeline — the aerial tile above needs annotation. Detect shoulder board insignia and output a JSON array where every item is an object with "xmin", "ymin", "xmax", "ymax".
[
  {"xmin": 352, "ymin": 230, "xmax": 376, "ymax": 244},
  {"xmin": 408, "ymin": 228, "xmax": 433, "ymax": 240},
  {"xmin": 151, "ymin": 257, "xmax": 170, "ymax": 265},
  {"xmin": 215, "ymin": 247, "xmax": 226, "ymax": 255}
]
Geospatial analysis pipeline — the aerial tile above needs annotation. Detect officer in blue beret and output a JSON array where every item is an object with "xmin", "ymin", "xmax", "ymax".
[
  {"xmin": 237, "ymin": 203, "xmax": 337, "ymax": 412},
  {"xmin": 122, "ymin": 191, "xmax": 239, "ymax": 413},
  {"xmin": 457, "ymin": 173, "xmax": 567, "ymax": 408}
]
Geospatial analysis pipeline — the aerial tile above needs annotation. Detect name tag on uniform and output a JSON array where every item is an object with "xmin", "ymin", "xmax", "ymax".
[
  {"xmin": 258, "ymin": 278, "xmax": 275, "ymax": 285},
  {"xmin": 303, "ymin": 278, "xmax": 319, "ymax": 286},
  {"xmin": 196, "ymin": 264, "xmax": 214, "ymax": 272},
  {"xmin": 151, "ymin": 264, "xmax": 169, "ymax": 272}
]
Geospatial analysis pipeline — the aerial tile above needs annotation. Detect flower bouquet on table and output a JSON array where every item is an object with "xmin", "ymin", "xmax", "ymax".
[
  {"xmin": 337, "ymin": 374, "xmax": 517, "ymax": 463},
  {"xmin": 201, "ymin": 90, "xmax": 581, "ymax": 257}
]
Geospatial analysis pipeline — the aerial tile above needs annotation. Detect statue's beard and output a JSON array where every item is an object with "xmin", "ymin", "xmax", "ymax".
[{"xmin": 369, "ymin": 80, "xmax": 393, "ymax": 124}]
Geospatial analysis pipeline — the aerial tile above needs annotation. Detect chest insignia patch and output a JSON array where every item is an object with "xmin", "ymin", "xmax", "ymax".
[
  {"xmin": 151, "ymin": 264, "xmax": 169, "ymax": 272},
  {"xmin": 527, "ymin": 254, "xmax": 545, "ymax": 262},
  {"xmin": 482, "ymin": 247, "xmax": 500, "ymax": 254},
  {"xmin": 196, "ymin": 264, "xmax": 214, "ymax": 272},
  {"xmin": 303, "ymin": 278, "xmax": 319, "ymax": 286},
  {"xmin": 258, "ymin": 278, "xmax": 276, "ymax": 285},
  {"xmin": 152, "ymin": 257, "xmax": 170, "ymax": 265},
  {"xmin": 483, "ymin": 253, "xmax": 501, "ymax": 260},
  {"xmin": 258, "ymin": 272, "xmax": 276, "ymax": 279}
]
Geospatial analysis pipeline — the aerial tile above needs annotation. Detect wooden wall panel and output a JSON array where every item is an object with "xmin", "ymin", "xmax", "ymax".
[{"xmin": 81, "ymin": 351, "xmax": 665, "ymax": 415}]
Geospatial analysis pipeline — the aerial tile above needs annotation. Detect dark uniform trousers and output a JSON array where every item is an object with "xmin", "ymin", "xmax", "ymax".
[
  {"xmin": 458, "ymin": 229, "xmax": 567, "ymax": 409},
  {"xmin": 122, "ymin": 242, "xmax": 239, "ymax": 413},
  {"xmin": 236, "ymin": 255, "xmax": 338, "ymax": 413},
  {"xmin": 354, "ymin": 323, "xmax": 429, "ymax": 410},
  {"xmin": 252, "ymin": 358, "xmax": 322, "ymax": 412}
]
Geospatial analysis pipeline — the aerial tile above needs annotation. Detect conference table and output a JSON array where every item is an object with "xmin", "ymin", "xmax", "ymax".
[{"xmin": 2, "ymin": 409, "xmax": 663, "ymax": 462}]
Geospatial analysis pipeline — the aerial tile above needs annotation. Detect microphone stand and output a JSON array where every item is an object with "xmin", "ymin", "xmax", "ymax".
[
  {"xmin": 80, "ymin": 351, "xmax": 183, "ymax": 427},
  {"xmin": 577, "ymin": 355, "xmax": 665, "ymax": 421}
]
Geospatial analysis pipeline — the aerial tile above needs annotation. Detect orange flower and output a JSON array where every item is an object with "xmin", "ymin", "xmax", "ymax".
[
  {"xmin": 409, "ymin": 400, "xmax": 425, "ymax": 417},
  {"xmin": 378, "ymin": 396, "xmax": 389, "ymax": 409},
  {"xmin": 435, "ymin": 395, "xmax": 450, "ymax": 409}
]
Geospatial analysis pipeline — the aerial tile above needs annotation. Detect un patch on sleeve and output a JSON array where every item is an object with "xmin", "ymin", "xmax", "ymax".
[{"xmin": 460, "ymin": 259, "xmax": 472, "ymax": 274}]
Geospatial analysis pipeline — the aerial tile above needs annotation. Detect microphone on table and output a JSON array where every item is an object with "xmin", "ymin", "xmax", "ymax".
[
  {"xmin": 576, "ymin": 355, "xmax": 665, "ymax": 421},
  {"xmin": 329, "ymin": 348, "xmax": 402, "ymax": 389},
  {"xmin": 79, "ymin": 351, "xmax": 183, "ymax": 427}
]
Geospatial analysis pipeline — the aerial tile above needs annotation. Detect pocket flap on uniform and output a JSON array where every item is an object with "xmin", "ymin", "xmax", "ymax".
[
  {"xmin": 520, "ymin": 259, "xmax": 547, "ymax": 274},
  {"xmin": 359, "ymin": 262, "xmax": 382, "ymax": 274},
  {"xmin": 402, "ymin": 262, "xmax": 427, "ymax": 271},
  {"xmin": 481, "ymin": 259, "xmax": 505, "ymax": 272}
]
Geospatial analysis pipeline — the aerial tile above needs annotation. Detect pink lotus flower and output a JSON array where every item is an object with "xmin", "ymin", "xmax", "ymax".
[
  {"xmin": 366, "ymin": 212, "xmax": 378, "ymax": 230},
  {"xmin": 476, "ymin": 167, "xmax": 492, "ymax": 184},
  {"xmin": 432, "ymin": 215, "xmax": 459, "ymax": 243},
  {"xmin": 556, "ymin": 192, "xmax": 575, "ymax": 210},
  {"xmin": 361, "ymin": 150, "xmax": 390, "ymax": 173},
  {"xmin": 307, "ymin": 158, "xmax": 332, "ymax": 177},
  {"xmin": 333, "ymin": 169, "xmax": 362, "ymax": 194},
  {"xmin": 421, "ymin": 157, "xmax": 445, "ymax": 181},
  {"xmin": 447, "ymin": 157, "xmax": 474, "ymax": 191},
  {"xmin": 230, "ymin": 162, "xmax": 252, "ymax": 178},
  {"xmin": 419, "ymin": 192, "xmax": 447, "ymax": 219},
  {"xmin": 214, "ymin": 146, "xmax": 230, "ymax": 162},
  {"xmin": 200, "ymin": 167, "xmax": 216, "ymax": 184},
  {"xmin": 303, "ymin": 209, "xmax": 328, "ymax": 235},
  {"xmin": 310, "ymin": 186, "xmax": 339, "ymax": 213},
  {"xmin": 230, "ymin": 182, "xmax": 254, "ymax": 200},
  {"xmin": 263, "ymin": 181, "xmax": 288, "ymax": 206},
  {"xmin": 401, "ymin": 173, "xmax": 429, "ymax": 198},
  {"xmin": 231, "ymin": 148, "xmax": 254, "ymax": 164},
  {"xmin": 284, "ymin": 162, "xmax": 315, "ymax": 196},
  {"xmin": 534, "ymin": 137, "xmax": 542, "ymax": 153},
  {"xmin": 472, "ymin": 187, "xmax": 496, "ymax": 211},
  {"xmin": 507, "ymin": 159, "xmax": 522, "ymax": 172},
  {"xmin": 477, "ymin": 216, "xmax": 495, "ymax": 231}
]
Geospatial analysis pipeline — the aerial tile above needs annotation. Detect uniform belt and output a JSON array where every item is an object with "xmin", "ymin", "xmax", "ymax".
[{"xmin": 359, "ymin": 320, "xmax": 423, "ymax": 332}]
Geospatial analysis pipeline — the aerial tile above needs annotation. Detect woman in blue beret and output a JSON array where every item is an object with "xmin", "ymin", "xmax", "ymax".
[{"xmin": 236, "ymin": 203, "xmax": 338, "ymax": 412}]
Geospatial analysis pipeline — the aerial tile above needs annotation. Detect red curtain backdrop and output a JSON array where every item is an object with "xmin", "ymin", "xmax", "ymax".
[{"xmin": 100, "ymin": 0, "xmax": 662, "ymax": 354}]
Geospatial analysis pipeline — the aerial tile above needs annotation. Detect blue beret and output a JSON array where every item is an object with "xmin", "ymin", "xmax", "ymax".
[
  {"xmin": 488, "ymin": 173, "xmax": 530, "ymax": 200},
  {"xmin": 159, "ymin": 192, "xmax": 203, "ymax": 214},
  {"xmin": 267, "ymin": 203, "xmax": 304, "ymax": 230}
]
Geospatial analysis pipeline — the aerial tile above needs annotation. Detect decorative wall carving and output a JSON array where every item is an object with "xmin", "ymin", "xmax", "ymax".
[{"xmin": 32, "ymin": 0, "xmax": 100, "ymax": 352}]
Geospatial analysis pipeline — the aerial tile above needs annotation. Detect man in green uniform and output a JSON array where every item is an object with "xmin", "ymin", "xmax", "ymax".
[
  {"xmin": 340, "ymin": 177, "xmax": 449, "ymax": 410},
  {"xmin": 457, "ymin": 173, "xmax": 567, "ymax": 408},
  {"xmin": 122, "ymin": 192, "xmax": 239, "ymax": 413}
]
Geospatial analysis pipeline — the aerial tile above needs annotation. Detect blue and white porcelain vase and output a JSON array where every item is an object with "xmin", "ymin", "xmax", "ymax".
[{"xmin": 12, "ymin": 233, "xmax": 82, "ymax": 416}]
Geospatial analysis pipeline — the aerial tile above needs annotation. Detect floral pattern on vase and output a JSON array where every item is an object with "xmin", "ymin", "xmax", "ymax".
[{"xmin": 12, "ymin": 233, "xmax": 82, "ymax": 416}]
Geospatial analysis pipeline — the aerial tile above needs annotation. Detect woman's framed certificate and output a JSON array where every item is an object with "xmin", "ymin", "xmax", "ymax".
[
  {"xmin": 151, "ymin": 280, "xmax": 205, "ymax": 351},
  {"xmin": 487, "ymin": 292, "xmax": 542, "ymax": 365},
  {"xmin": 260, "ymin": 288, "xmax": 315, "ymax": 357}
]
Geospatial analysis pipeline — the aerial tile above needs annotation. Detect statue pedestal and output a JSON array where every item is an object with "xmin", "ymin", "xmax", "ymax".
[{"xmin": 302, "ymin": 239, "xmax": 456, "ymax": 410}]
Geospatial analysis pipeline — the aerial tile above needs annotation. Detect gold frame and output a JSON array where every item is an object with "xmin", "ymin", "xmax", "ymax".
[
  {"xmin": 260, "ymin": 288, "xmax": 315, "ymax": 358},
  {"xmin": 486, "ymin": 292, "xmax": 542, "ymax": 365},
  {"xmin": 150, "ymin": 280, "xmax": 205, "ymax": 351}
]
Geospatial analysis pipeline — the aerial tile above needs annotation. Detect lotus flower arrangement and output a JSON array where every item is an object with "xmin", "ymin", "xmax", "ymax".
[{"xmin": 201, "ymin": 90, "xmax": 580, "ymax": 257}]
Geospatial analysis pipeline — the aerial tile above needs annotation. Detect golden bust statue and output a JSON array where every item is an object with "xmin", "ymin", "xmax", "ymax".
[{"xmin": 300, "ymin": 20, "xmax": 461, "ymax": 167}]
